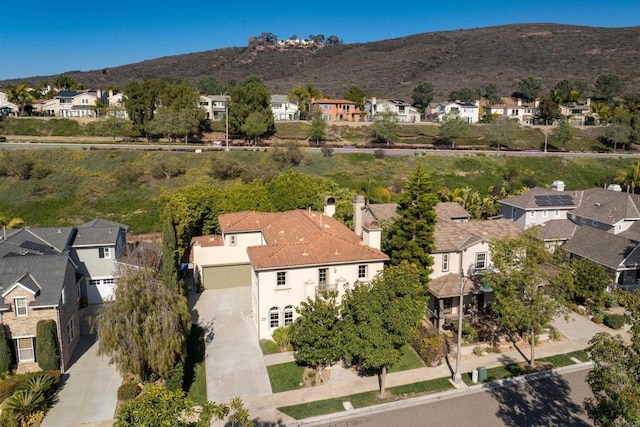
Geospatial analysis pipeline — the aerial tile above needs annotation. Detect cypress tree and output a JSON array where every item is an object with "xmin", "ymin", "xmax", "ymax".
[
  {"xmin": 36, "ymin": 319, "xmax": 60, "ymax": 371},
  {"xmin": 0, "ymin": 324, "xmax": 12, "ymax": 373}
]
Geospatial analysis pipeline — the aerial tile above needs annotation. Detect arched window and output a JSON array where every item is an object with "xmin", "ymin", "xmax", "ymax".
[
  {"xmin": 269, "ymin": 307, "xmax": 280, "ymax": 329},
  {"xmin": 283, "ymin": 306, "xmax": 294, "ymax": 325}
]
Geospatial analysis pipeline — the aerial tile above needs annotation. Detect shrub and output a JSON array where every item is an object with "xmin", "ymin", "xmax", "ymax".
[
  {"xmin": 320, "ymin": 146, "xmax": 334, "ymax": 157},
  {"xmin": 591, "ymin": 314, "xmax": 604, "ymax": 325},
  {"xmin": 113, "ymin": 165, "xmax": 143, "ymax": 187},
  {"xmin": 35, "ymin": 320, "xmax": 60, "ymax": 371},
  {"xmin": 3, "ymin": 389, "xmax": 46, "ymax": 423},
  {"xmin": 259, "ymin": 339, "xmax": 279, "ymax": 355},
  {"xmin": 271, "ymin": 326, "xmax": 291, "ymax": 352},
  {"xmin": 473, "ymin": 346, "xmax": 486, "ymax": 356},
  {"xmin": 0, "ymin": 325, "xmax": 13, "ymax": 374},
  {"xmin": 0, "ymin": 371, "xmax": 61, "ymax": 402},
  {"xmin": 373, "ymin": 148, "xmax": 385, "ymax": 159},
  {"xmin": 164, "ymin": 361, "xmax": 184, "ymax": 392},
  {"xmin": 117, "ymin": 381, "xmax": 141, "ymax": 401},
  {"xmin": 19, "ymin": 375, "xmax": 55, "ymax": 395},
  {"xmin": 209, "ymin": 154, "xmax": 244, "ymax": 180},
  {"xmin": 603, "ymin": 313, "xmax": 625, "ymax": 329},
  {"xmin": 409, "ymin": 322, "xmax": 445, "ymax": 366}
]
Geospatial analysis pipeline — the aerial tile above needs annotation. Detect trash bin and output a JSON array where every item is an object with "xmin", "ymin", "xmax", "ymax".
[
  {"xmin": 477, "ymin": 366, "xmax": 487, "ymax": 383},
  {"xmin": 472, "ymin": 368, "xmax": 479, "ymax": 384}
]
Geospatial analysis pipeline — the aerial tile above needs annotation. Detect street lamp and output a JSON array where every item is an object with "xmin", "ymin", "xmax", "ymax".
[
  {"xmin": 225, "ymin": 102, "xmax": 229, "ymax": 152},
  {"xmin": 453, "ymin": 269, "xmax": 493, "ymax": 384}
]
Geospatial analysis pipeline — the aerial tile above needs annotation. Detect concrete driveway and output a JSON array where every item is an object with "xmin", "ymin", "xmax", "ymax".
[
  {"xmin": 190, "ymin": 288, "xmax": 273, "ymax": 415},
  {"xmin": 552, "ymin": 311, "xmax": 604, "ymax": 341},
  {"xmin": 42, "ymin": 306, "xmax": 121, "ymax": 427}
]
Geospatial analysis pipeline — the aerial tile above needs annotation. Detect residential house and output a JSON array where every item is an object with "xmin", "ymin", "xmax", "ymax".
[
  {"xmin": 0, "ymin": 231, "xmax": 81, "ymax": 373},
  {"xmin": 190, "ymin": 198, "xmax": 388, "ymax": 340},
  {"xmin": 41, "ymin": 90, "xmax": 99, "ymax": 118},
  {"xmin": 485, "ymin": 98, "xmax": 538, "ymax": 125},
  {"xmin": 107, "ymin": 91, "xmax": 128, "ymax": 118},
  {"xmin": 499, "ymin": 181, "xmax": 640, "ymax": 288},
  {"xmin": 70, "ymin": 219, "xmax": 128, "ymax": 305},
  {"xmin": 441, "ymin": 101, "xmax": 480, "ymax": 124},
  {"xmin": 310, "ymin": 98, "xmax": 363, "ymax": 122},
  {"xmin": 0, "ymin": 91, "xmax": 17, "ymax": 116},
  {"xmin": 559, "ymin": 100, "xmax": 593, "ymax": 126},
  {"xmin": 199, "ymin": 95, "xmax": 229, "ymax": 120},
  {"xmin": 364, "ymin": 98, "xmax": 421, "ymax": 123},
  {"xmin": 271, "ymin": 95, "xmax": 299, "ymax": 121}
]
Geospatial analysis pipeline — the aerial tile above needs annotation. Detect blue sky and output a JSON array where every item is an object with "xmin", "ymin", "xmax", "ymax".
[{"xmin": 1, "ymin": 1, "xmax": 638, "ymax": 82}]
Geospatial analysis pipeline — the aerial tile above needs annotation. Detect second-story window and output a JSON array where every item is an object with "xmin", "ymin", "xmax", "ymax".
[
  {"xmin": 14, "ymin": 297, "xmax": 27, "ymax": 316},
  {"xmin": 99, "ymin": 247, "xmax": 111, "ymax": 259},
  {"xmin": 358, "ymin": 265, "xmax": 367, "ymax": 279},
  {"xmin": 229, "ymin": 235, "xmax": 237, "ymax": 246},
  {"xmin": 442, "ymin": 254, "xmax": 449, "ymax": 272},
  {"xmin": 318, "ymin": 268, "xmax": 328, "ymax": 286},
  {"xmin": 276, "ymin": 272, "xmax": 287, "ymax": 287},
  {"xmin": 475, "ymin": 252, "xmax": 487, "ymax": 271}
]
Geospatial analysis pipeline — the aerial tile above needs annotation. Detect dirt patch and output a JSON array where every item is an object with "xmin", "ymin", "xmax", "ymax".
[{"xmin": 303, "ymin": 367, "xmax": 331, "ymax": 387}]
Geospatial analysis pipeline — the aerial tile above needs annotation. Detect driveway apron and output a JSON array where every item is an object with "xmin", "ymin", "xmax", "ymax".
[
  {"xmin": 42, "ymin": 306, "xmax": 121, "ymax": 427},
  {"xmin": 552, "ymin": 311, "xmax": 603, "ymax": 341},
  {"xmin": 195, "ymin": 288, "xmax": 273, "ymax": 414}
]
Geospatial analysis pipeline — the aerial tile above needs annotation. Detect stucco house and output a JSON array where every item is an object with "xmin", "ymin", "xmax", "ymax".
[
  {"xmin": 190, "ymin": 199, "xmax": 388, "ymax": 340},
  {"xmin": 271, "ymin": 95, "xmax": 299, "ymax": 120},
  {"xmin": 485, "ymin": 98, "xmax": 538, "ymax": 125},
  {"xmin": 310, "ymin": 98, "xmax": 363, "ymax": 122},
  {"xmin": 0, "ymin": 91, "xmax": 17, "ymax": 116},
  {"xmin": 559, "ymin": 100, "xmax": 593, "ymax": 126},
  {"xmin": 364, "ymin": 98, "xmax": 421, "ymax": 123},
  {"xmin": 41, "ymin": 90, "xmax": 100, "ymax": 118},
  {"xmin": 199, "ymin": 95, "xmax": 229, "ymax": 120},
  {"xmin": 0, "ymin": 232, "xmax": 81, "ymax": 373}
]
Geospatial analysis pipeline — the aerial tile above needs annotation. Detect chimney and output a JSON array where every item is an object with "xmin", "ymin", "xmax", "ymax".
[
  {"xmin": 362, "ymin": 220, "xmax": 381, "ymax": 250},
  {"xmin": 551, "ymin": 180, "xmax": 565, "ymax": 192},
  {"xmin": 517, "ymin": 98, "xmax": 522, "ymax": 106},
  {"xmin": 353, "ymin": 195, "xmax": 366, "ymax": 236},
  {"xmin": 323, "ymin": 196, "xmax": 336, "ymax": 217}
]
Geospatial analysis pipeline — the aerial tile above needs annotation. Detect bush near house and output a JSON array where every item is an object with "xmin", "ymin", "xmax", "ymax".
[
  {"xmin": 409, "ymin": 322, "xmax": 445, "ymax": 366},
  {"xmin": 117, "ymin": 381, "xmax": 141, "ymax": 401},
  {"xmin": 0, "ymin": 325, "xmax": 12, "ymax": 374},
  {"xmin": 0, "ymin": 371, "xmax": 61, "ymax": 402},
  {"xmin": 603, "ymin": 313, "xmax": 625, "ymax": 329},
  {"xmin": 35, "ymin": 320, "xmax": 60, "ymax": 371}
]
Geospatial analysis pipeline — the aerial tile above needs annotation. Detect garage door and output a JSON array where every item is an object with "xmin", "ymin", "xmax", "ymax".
[{"xmin": 202, "ymin": 264, "xmax": 251, "ymax": 289}]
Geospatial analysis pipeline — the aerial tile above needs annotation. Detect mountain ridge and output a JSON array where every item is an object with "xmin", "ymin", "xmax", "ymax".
[{"xmin": 3, "ymin": 23, "xmax": 640, "ymax": 99}]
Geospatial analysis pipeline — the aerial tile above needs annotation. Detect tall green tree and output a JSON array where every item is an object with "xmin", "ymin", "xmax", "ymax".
[
  {"xmin": 123, "ymin": 79, "xmax": 166, "ymax": 137},
  {"xmin": 569, "ymin": 257, "xmax": 610, "ymax": 310},
  {"xmin": 308, "ymin": 107, "xmax": 326, "ymax": 144},
  {"xmin": 229, "ymin": 77, "xmax": 275, "ymax": 139},
  {"xmin": 341, "ymin": 263, "xmax": 427, "ymax": 396},
  {"xmin": 35, "ymin": 320, "xmax": 60, "ymax": 370},
  {"xmin": 7, "ymin": 83, "xmax": 33, "ymax": 116},
  {"xmin": 537, "ymin": 97, "xmax": 560, "ymax": 124},
  {"xmin": 489, "ymin": 118, "xmax": 520, "ymax": 152},
  {"xmin": 551, "ymin": 119, "xmax": 575, "ymax": 151},
  {"xmin": 0, "ymin": 325, "xmax": 12, "ymax": 374},
  {"xmin": 595, "ymin": 74, "xmax": 625, "ymax": 103},
  {"xmin": 516, "ymin": 76, "xmax": 543, "ymax": 102},
  {"xmin": 196, "ymin": 77, "xmax": 224, "ymax": 95},
  {"xmin": 344, "ymin": 86, "xmax": 367, "ymax": 110},
  {"xmin": 95, "ymin": 257, "xmax": 190, "ymax": 381},
  {"xmin": 289, "ymin": 292, "xmax": 342, "ymax": 384},
  {"xmin": 439, "ymin": 116, "xmax": 470, "ymax": 148},
  {"xmin": 448, "ymin": 87, "xmax": 481, "ymax": 102},
  {"xmin": 584, "ymin": 303, "xmax": 640, "ymax": 426},
  {"xmin": 483, "ymin": 83, "xmax": 502, "ymax": 105},
  {"xmin": 488, "ymin": 228, "xmax": 570, "ymax": 367},
  {"xmin": 411, "ymin": 82, "xmax": 435, "ymax": 114},
  {"xmin": 604, "ymin": 122, "xmax": 631, "ymax": 152},
  {"xmin": 162, "ymin": 211, "xmax": 180, "ymax": 293},
  {"xmin": 384, "ymin": 165, "xmax": 438, "ymax": 284},
  {"xmin": 615, "ymin": 160, "xmax": 640, "ymax": 193},
  {"xmin": 550, "ymin": 79, "xmax": 574, "ymax": 105},
  {"xmin": 371, "ymin": 111, "xmax": 399, "ymax": 144}
]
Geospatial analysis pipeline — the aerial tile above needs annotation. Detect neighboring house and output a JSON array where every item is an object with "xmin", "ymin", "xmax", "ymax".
[
  {"xmin": 0, "ymin": 231, "xmax": 82, "ymax": 373},
  {"xmin": 485, "ymin": 98, "xmax": 538, "ymax": 125},
  {"xmin": 427, "ymin": 209, "xmax": 521, "ymax": 330},
  {"xmin": 41, "ymin": 90, "xmax": 99, "ymax": 118},
  {"xmin": 441, "ymin": 101, "xmax": 480, "ymax": 124},
  {"xmin": 107, "ymin": 91, "xmax": 128, "ymax": 118},
  {"xmin": 271, "ymin": 95, "xmax": 299, "ymax": 120},
  {"xmin": 70, "ymin": 219, "xmax": 128, "ymax": 305},
  {"xmin": 310, "ymin": 98, "xmax": 363, "ymax": 122},
  {"xmin": 0, "ymin": 91, "xmax": 17, "ymax": 116},
  {"xmin": 364, "ymin": 98, "xmax": 421, "ymax": 123},
  {"xmin": 499, "ymin": 181, "xmax": 640, "ymax": 288},
  {"xmin": 190, "ymin": 198, "xmax": 388, "ymax": 340},
  {"xmin": 559, "ymin": 100, "xmax": 594, "ymax": 126},
  {"xmin": 199, "ymin": 95, "xmax": 229, "ymax": 120}
]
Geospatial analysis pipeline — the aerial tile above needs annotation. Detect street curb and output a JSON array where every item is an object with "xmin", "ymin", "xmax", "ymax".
[{"xmin": 287, "ymin": 361, "xmax": 593, "ymax": 426}]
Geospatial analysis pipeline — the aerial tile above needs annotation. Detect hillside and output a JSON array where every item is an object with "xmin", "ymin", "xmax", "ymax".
[{"xmin": 3, "ymin": 23, "xmax": 640, "ymax": 99}]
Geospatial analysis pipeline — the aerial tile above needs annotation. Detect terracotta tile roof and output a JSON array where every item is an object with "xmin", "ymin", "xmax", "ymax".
[
  {"xmin": 190, "ymin": 235, "xmax": 224, "ymax": 248},
  {"xmin": 434, "ymin": 219, "xmax": 521, "ymax": 253},
  {"xmin": 220, "ymin": 210, "xmax": 388, "ymax": 270},
  {"xmin": 312, "ymin": 99, "xmax": 357, "ymax": 105}
]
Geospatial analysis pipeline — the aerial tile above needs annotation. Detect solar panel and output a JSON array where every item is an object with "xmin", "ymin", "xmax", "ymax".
[{"xmin": 536, "ymin": 194, "xmax": 575, "ymax": 207}]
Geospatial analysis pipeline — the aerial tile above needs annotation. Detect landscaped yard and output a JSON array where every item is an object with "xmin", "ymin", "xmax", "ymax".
[
  {"xmin": 185, "ymin": 324, "xmax": 207, "ymax": 404},
  {"xmin": 388, "ymin": 345, "xmax": 426, "ymax": 373}
]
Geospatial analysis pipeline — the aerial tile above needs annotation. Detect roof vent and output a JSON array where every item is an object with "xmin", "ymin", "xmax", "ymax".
[
  {"xmin": 57, "ymin": 229, "xmax": 62, "ymax": 234},
  {"xmin": 302, "ymin": 249, "xmax": 309, "ymax": 256},
  {"xmin": 595, "ymin": 202, "xmax": 601, "ymax": 207}
]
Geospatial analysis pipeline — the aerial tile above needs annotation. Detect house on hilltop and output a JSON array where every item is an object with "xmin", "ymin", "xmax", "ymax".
[
  {"xmin": 311, "ymin": 98, "xmax": 363, "ymax": 122},
  {"xmin": 364, "ymin": 98, "xmax": 421, "ymax": 123}
]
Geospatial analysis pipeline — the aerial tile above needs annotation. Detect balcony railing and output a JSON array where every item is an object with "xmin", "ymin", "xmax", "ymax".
[{"xmin": 315, "ymin": 283, "xmax": 338, "ymax": 297}]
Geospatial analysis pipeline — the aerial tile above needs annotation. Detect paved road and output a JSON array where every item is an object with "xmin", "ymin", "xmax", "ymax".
[{"xmin": 303, "ymin": 369, "xmax": 593, "ymax": 427}]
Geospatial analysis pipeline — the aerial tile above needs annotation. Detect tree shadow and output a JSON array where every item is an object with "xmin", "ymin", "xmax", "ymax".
[
  {"xmin": 243, "ymin": 418, "xmax": 287, "ymax": 427},
  {"xmin": 486, "ymin": 370, "xmax": 589, "ymax": 426},
  {"xmin": 183, "ymin": 324, "xmax": 205, "ymax": 392}
]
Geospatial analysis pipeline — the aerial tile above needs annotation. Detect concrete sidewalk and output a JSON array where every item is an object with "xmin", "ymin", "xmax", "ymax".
[{"xmin": 250, "ymin": 314, "xmax": 607, "ymax": 425}]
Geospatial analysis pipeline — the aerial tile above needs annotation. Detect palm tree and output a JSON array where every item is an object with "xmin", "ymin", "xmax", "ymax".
[
  {"xmin": 0, "ymin": 215, "xmax": 24, "ymax": 239},
  {"xmin": 615, "ymin": 161, "xmax": 640, "ymax": 193},
  {"xmin": 7, "ymin": 83, "xmax": 33, "ymax": 116}
]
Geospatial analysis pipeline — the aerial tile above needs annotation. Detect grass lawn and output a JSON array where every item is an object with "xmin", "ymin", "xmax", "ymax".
[
  {"xmin": 565, "ymin": 350, "xmax": 590, "ymax": 362},
  {"xmin": 267, "ymin": 362, "xmax": 306, "ymax": 393},
  {"xmin": 278, "ymin": 377, "xmax": 454, "ymax": 420},
  {"xmin": 185, "ymin": 324, "xmax": 207, "ymax": 404},
  {"xmin": 388, "ymin": 345, "xmax": 426, "ymax": 373}
]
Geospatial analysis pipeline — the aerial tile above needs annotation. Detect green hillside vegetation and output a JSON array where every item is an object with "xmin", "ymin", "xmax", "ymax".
[{"xmin": 0, "ymin": 148, "xmax": 631, "ymax": 234}]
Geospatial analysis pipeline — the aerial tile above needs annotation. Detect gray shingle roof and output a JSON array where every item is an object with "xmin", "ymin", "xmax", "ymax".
[
  {"xmin": 0, "ymin": 228, "xmax": 74, "ymax": 258},
  {"xmin": 74, "ymin": 218, "xmax": 127, "ymax": 246},
  {"xmin": 499, "ymin": 187, "xmax": 579, "ymax": 210},
  {"xmin": 537, "ymin": 219, "xmax": 578, "ymax": 241},
  {"xmin": 570, "ymin": 188, "xmax": 640, "ymax": 225},
  {"xmin": 564, "ymin": 226, "xmax": 640, "ymax": 269},
  {"xmin": 434, "ymin": 218, "xmax": 521, "ymax": 253}
]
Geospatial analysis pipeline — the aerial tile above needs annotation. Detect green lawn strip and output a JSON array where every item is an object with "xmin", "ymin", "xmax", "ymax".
[
  {"xmin": 185, "ymin": 324, "xmax": 207, "ymax": 405},
  {"xmin": 537, "ymin": 353, "xmax": 575, "ymax": 367},
  {"xmin": 267, "ymin": 362, "xmax": 306, "ymax": 393},
  {"xmin": 388, "ymin": 345, "xmax": 426, "ymax": 373},
  {"xmin": 278, "ymin": 377, "xmax": 453, "ymax": 420},
  {"xmin": 187, "ymin": 363, "xmax": 207, "ymax": 404},
  {"xmin": 565, "ymin": 350, "xmax": 590, "ymax": 362}
]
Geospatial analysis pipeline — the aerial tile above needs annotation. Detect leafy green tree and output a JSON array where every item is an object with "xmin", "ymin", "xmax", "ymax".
[
  {"xmin": 550, "ymin": 80, "xmax": 574, "ymax": 105},
  {"xmin": 371, "ymin": 111, "xmax": 399, "ymax": 144},
  {"xmin": 551, "ymin": 119, "xmax": 575, "ymax": 151},
  {"xmin": 95, "ymin": 257, "xmax": 191, "ymax": 381},
  {"xmin": 384, "ymin": 165, "xmax": 438, "ymax": 284},
  {"xmin": 115, "ymin": 384, "xmax": 251, "ymax": 427},
  {"xmin": 0, "ymin": 325, "xmax": 12, "ymax": 373},
  {"xmin": 344, "ymin": 86, "xmax": 367, "ymax": 110},
  {"xmin": 569, "ymin": 257, "xmax": 610, "ymax": 309},
  {"xmin": 289, "ymin": 292, "xmax": 342, "ymax": 383},
  {"xmin": 516, "ymin": 76, "xmax": 543, "ymax": 102},
  {"xmin": 269, "ymin": 141, "xmax": 306, "ymax": 168},
  {"xmin": 483, "ymin": 83, "xmax": 502, "ymax": 105},
  {"xmin": 308, "ymin": 107, "xmax": 326, "ymax": 144},
  {"xmin": 123, "ymin": 79, "xmax": 166, "ymax": 136},
  {"xmin": 53, "ymin": 75, "xmax": 80, "ymax": 90},
  {"xmin": 488, "ymin": 228, "xmax": 570, "ymax": 367},
  {"xmin": 584, "ymin": 310, "xmax": 640, "ymax": 426},
  {"xmin": 35, "ymin": 320, "xmax": 60, "ymax": 370},
  {"xmin": 411, "ymin": 82, "xmax": 434, "ymax": 114},
  {"xmin": 595, "ymin": 74, "xmax": 625, "ymax": 102},
  {"xmin": 196, "ymin": 77, "xmax": 224, "ymax": 95},
  {"xmin": 229, "ymin": 77, "xmax": 275, "ymax": 139},
  {"xmin": 604, "ymin": 122, "xmax": 631, "ymax": 152},
  {"xmin": 489, "ymin": 118, "xmax": 520, "ymax": 152},
  {"xmin": 448, "ymin": 87, "xmax": 481, "ymax": 102},
  {"xmin": 162, "ymin": 211, "xmax": 180, "ymax": 293},
  {"xmin": 537, "ymin": 97, "xmax": 560, "ymax": 124},
  {"xmin": 341, "ymin": 263, "xmax": 427, "ymax": 395},
  {"xmin": 439, "ymin": 116, "xmax": 470, "ymax": 148},
  {"xmin": 266, "ymin": 171, "xmax": 334, "ymax": 211}
]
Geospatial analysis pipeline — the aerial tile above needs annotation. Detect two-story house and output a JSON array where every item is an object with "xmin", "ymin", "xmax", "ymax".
[
  {"xmin": 199, "ymin": 95, "xmax": 229, "ymax": 120},
  {"xmin": 485, "ymin": 98, "xmax": 538, "ymax": 125},
  {"xmin": 0, "ymin": 91, "xmax": 17, "ymax": 116},
  {"xmin": 0, "ymin": 229, "xmax": 82, "ymax": 373},
  {"xmin": 190, "ymin": 200, "xmax": 388, "ymax": 340},
  {"xmin": 271, "ymin": 95, "xmax": 299, "ymax": 121},
  {"xmin": 559, "ymin": 99, "xmax": 593, "ymax": 126},
  {"xmin": 364, "ymin": 98, "xmax": 421, "ymax": 123},
  {"xmin": 441, "ymin": 101, "xmax": 480, "ymax": 124},
  {"xmin": 41, "ymin": 90, "xmax": 100, "ymax": 118},
  {"xmin": 310, "ymin": 98, "xmax": 363, "ymax": 122}
]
